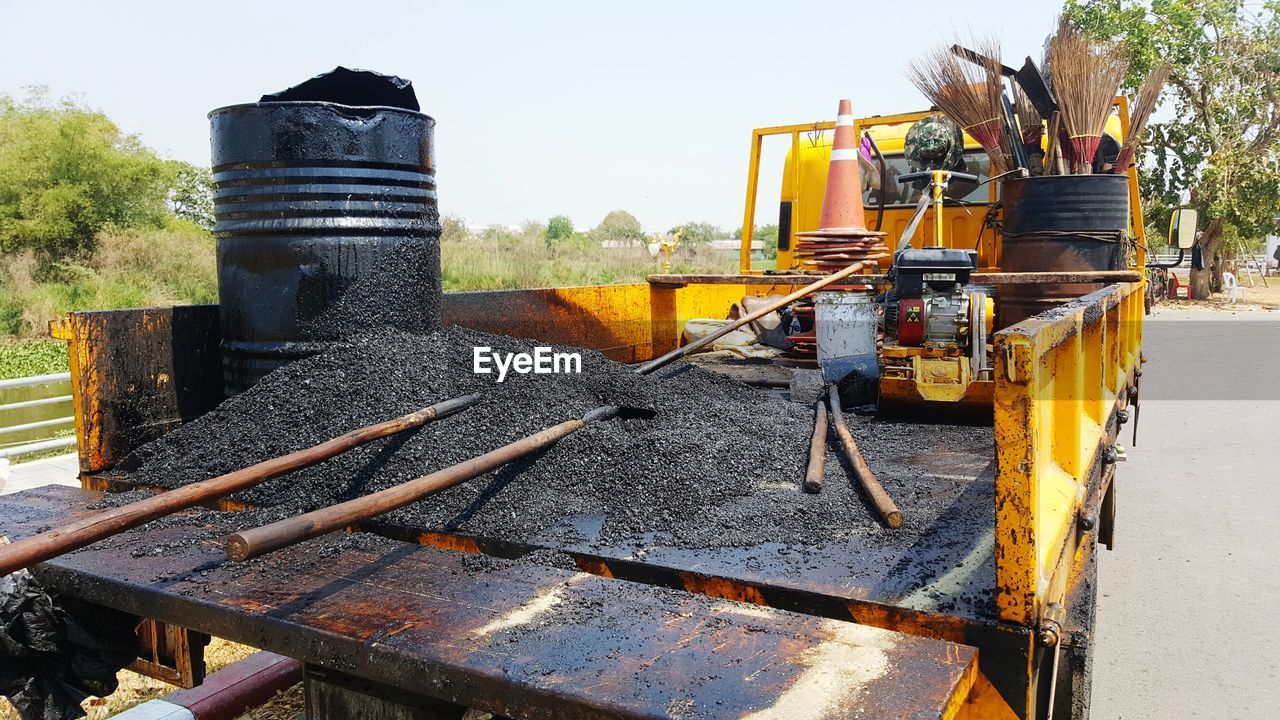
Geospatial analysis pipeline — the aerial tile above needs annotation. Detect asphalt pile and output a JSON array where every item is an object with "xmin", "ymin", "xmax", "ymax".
[{"xmin": 118, "ymin": 326, "xmax": 993, "ymax": 551}]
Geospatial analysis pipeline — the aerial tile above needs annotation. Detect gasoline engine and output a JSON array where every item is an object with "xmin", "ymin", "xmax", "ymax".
[
  {"xmin": 884, "ymin": 248, "xmax": 978, "ymax": 350},
  {"xmin": 880, "ymin": 247, "xmax": 993, "ymax": 403}
]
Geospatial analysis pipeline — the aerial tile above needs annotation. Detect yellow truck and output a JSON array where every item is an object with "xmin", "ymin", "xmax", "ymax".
[{"xmin": 0, "ymin": 100, "xmax": 1180, "ymax": 720}]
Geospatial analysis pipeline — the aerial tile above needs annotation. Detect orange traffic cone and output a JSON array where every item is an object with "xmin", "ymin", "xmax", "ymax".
[{"xmin": 794, "ymin": 99, "xmax": 887, "ymax": 274}]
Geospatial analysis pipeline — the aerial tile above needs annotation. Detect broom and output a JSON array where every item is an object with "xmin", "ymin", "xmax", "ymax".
[
  {"xmin": 1012, "ymin": 84, "xmax": 1044, "ymax": 145},
  {"xmin": 1047, "ymin": 21, "xmax": 1128, "ymax": 173},
  {"xmin": 1012, "ymin": 84, "xmax": 1046, "ymax": 174},
  {"xmin": 1114, "ymin": 62, "xmax": 1171, "ymax": 173},
  {"xmin": 908, "ymin": 36, "xmax": 1012, "ymax": 176}
]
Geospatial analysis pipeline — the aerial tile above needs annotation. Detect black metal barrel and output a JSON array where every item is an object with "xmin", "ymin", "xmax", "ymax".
[
  {"xmin": 997, "ymin": 175, "xmax": 1129, "ymax": 329},
  {"xmin": 211, "ymin": 77, "xmax": 440, "ymax": 395}
]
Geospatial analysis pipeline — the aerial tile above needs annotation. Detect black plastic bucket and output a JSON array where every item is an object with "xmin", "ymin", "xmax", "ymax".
[
  {"xmin": 997, "ymin": 175, "xmax": 1129, "ymax": 328},
  {"xmin": 210, "ymin": 70, "xmax": 440, "ymax": 395}
]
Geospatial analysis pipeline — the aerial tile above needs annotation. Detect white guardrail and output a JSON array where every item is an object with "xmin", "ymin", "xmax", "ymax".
[{"xmin": 0, "ymin": 372, "xmax": 75, "ymax": 459}]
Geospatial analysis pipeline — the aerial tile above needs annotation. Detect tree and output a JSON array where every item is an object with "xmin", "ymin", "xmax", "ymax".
[
  {"xmin": 169, "ymin": 163, "xmax": 214, "ymax": 230},
  {"xmin": 669, "ymin": 222, "xmax": 728, "ymax": 247},
  {"xmin": 439, "ymin": 215, "xmax": 469, "ymax": 244},
  {"xmin": 1065, "ymin": 0, "xmax": 1280, "ymax": 299},
  {"xmin": 545, "ymin": 215, "xmax": 574, "ymax": 244},
  {"xmin": 593, "ymin": 209, "xmax": 644, "ymax": 245},
  {"xmin": 732, "ymin": 224, "xmax": 781, "ymax": 259},
  {"xmin": 755, "ymin": 224, "xmax": 780, "ymax": 260},
  {"xmin": 0, "ymin": 89, "xmax": 177, "ymax": 260}
]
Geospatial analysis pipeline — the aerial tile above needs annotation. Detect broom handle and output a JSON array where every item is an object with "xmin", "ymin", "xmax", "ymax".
[
  {"xmin": 0, "ymin": 394, "xmax": 482, "ymax": 576},
  {"xmin": 827, "ymin": 386, "xmax": 902, "ymax": 529},
  {"xmin": 225, "ymin": 406, "xmax": 620, "ymax": 561}
]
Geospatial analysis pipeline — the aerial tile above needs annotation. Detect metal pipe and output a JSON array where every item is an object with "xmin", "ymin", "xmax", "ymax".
[
  {"xmin": 802, "ymin": 399, "xmax": 829, "ymax": 494},
  {"xmin": 970, "ymin": 291, "xmax": 987, "ymax": 378},
  {"xmin": 0, "ymin": 436, "xmax": 76, "ymax": 459},
  {"xmin": 0, "ymin": 396, "xmax": 72, "ymax": 413},
  {"xmin": 864, "ymin": 131, "xmax": 887, "ymax": 232},
  {"xmin": 634, "ymin": 260, "xmax": 876, "ymax": 375},
  {"xmin": 0, "ymin": 416, "xmax": 74, "ymax": 436},
  {"xmin": 827, "ymin": 386, "xmax": 902, "ymax": 529},
  {"xmin": 0, "ymin": 372, "xmax": 70, "ymax": 391},
  {"xmin": 226, "ymin": 405, "xmax": 622, "ymax": 562},
  {"xmin": 0, "ymin": 394, "xmax": 482, "ymax": 576}
]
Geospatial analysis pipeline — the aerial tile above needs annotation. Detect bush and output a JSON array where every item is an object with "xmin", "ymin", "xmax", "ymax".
[
  {"xmin": 0, "ymin": 89, "xmax": 199, "ymax": 259},
  {"xmin": 545, "ymin": 215, "xmax": 574, "ymax": 244},
  {"xmin": 594, "ymin": 210, "xmax": 644, "ymax": 245},
  {"xmin": 0, "ymin": 221, "xmax": 217, "ymax": 336}
]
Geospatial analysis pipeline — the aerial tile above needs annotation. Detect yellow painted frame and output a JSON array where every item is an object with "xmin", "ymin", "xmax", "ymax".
[
  {"xmin": 993, "ymin": 280, "xmax": 1143, "ymax": 627},
  {"xmin": 740, "ymin": 99, "xmax": 1145, "ymax": 275}
]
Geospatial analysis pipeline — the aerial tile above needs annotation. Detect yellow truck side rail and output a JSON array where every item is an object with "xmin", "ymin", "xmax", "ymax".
[{"xmin": 993, "ymin": 280, "xmax": 1143, "ymax": 627}]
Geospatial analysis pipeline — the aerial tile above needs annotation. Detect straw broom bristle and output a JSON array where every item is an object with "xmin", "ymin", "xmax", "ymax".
[
  {"xmin": 907, "ymin": 35, "xmax": 1012, "ymax": 175},
  {"xmin": 1048, "ymin": 20, "xmax": 1129, "ymax": 172},
  {"xmin": 1115, "ymin": 62, "xmax": 1171, "ymax": 172},
  {"xmin": 1012, "ymin": 84, "xmax": 1044, "ymax": 145}
]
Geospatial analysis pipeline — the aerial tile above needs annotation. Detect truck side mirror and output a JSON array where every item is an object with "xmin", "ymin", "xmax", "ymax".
[{"xmin": 1169, "ymin": 208, "xmax": 1198, "ymax": 250}]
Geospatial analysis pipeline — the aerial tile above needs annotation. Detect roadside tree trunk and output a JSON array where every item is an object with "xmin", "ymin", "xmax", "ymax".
[{"xmin": 1189, "ymin": 218, "xmax": 1225, "ymax": 300}]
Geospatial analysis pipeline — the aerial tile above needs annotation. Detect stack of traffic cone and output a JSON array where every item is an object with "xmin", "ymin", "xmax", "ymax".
[{"xmin": 794, "ymin": 99, "xmax": 888, "ymax": 281}]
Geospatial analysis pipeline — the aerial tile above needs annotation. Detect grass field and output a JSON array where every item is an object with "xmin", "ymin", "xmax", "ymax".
[{"xmin": 0, "ymin": 220, "xmax": 740, "ymax": 347}]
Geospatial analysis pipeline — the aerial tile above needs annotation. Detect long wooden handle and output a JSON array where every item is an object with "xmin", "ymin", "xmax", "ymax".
[
  {"xmin": 0, "ymin": 394, "xmax": 482, "ymax": 576},
  {"xmin": 802, "ymin": 400, "xmax": 828, "ymax": 494},
  {"xmin": 226, "ymin": 406, "xmax": 619, "ymax": 562},
  {"xmin": 634, "ymin": 260, "xmax": 879, "ymax": 375},
  {"xmin": 827, "ymin": 386, "xmax": 902, "ymax": 529}
]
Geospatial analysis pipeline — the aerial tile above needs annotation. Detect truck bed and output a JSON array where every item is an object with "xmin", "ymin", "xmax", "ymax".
[{"xmin": 2, "ymin": 485, "xmax": 980, "ymax": 720}]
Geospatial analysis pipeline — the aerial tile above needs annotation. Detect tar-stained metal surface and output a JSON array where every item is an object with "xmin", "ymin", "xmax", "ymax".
[
  {"xmin": 210, "ymin": 87, "xmax": 441, "ymax": 395},
  {"xmin": 1, "ymin": 486, "xmax": 977, "ymax": 720},
  {"xmin": 55, "ymin": 306, "xmax": 223, "ymax": 473}
]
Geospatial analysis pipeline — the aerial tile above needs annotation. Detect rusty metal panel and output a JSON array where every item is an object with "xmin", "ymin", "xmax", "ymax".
[
  {"xmin": 442, "ymin": 283, "xmax": 747, "ymax": 362},
  {"xmin": 131, "ymin": 618, "xmax": 210, "ymax": 688},
  {"xmin": 5, "ymin": 486, "xmax": 978, "ymax": 720},
  {"xmin": 52, "ymin": 306, "xmax": 222, "ymax": 474},
  {"xmin": 992, "ymin": 282, "xmax": 1140, "ymax": 630}
]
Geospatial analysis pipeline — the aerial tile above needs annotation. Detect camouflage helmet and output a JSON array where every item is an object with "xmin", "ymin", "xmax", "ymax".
[{"xmin": 904, "ymin": 114, "xmax": 964, "ymax": 173}]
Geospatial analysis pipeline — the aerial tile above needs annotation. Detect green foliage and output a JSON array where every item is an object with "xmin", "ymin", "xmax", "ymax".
[
  {"xmin": 170, "ymin": 164, "xmax": 214, "ymax": 230},
  {"xmin": 732, "ymin": 224, "xmax": 781, "ymax": 259},
  {"xmin": 0, "ymin": 337, "xmax": 67, "ymax": 379},
  {"xmin": 545, "ymin": 215, "xmax": 574, "ymax": 244},
  {"xmin": 0, "ymin": 89, "xmax": 186, "ymax": 259},
  {"xmin": 755, "ymin": 224, "xmax": 780, "ymax": 259},
  {"xmin": 669, "ymin": 221, "xmax": 729, "ymax": 247},
  {"xmin": 0, "ymin": 223, "xmax": 217, "ymax": 336},
  {"xmin": 594, "ymin": 209, "xmax": 645, "ymax": 244},
  {"xmin": 1064, "ymin": 0, "xmax": 1280, "ymax": 242},
  {"xmin": 440, "ymin": 214, "xmax": 468, "ymax": 244}
]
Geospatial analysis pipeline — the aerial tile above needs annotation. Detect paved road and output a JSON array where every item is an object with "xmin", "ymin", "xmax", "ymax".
[
  {"xmin": 1092, "ymin": 308, "xmax": 1280, "ymax": 718},
  {"xmin": 0, "ymin": 452, "xmax": 78, "ymax": 495}
]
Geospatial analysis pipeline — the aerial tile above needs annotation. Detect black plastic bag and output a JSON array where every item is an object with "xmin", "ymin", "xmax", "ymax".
[{"xmin": 0, "ymin": 572, "xmax": 138, "ymax": 720}]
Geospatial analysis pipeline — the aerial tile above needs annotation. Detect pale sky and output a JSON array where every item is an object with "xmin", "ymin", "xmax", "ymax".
[{"xmin": 1, "ymin": 0, "xmax": 1064, "ymax": 231}]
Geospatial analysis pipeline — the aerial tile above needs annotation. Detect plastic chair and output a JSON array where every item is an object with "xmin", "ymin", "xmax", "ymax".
[{"xmin": 1222, "ymin": 272, "xmax": 1241, "ymax": 303}]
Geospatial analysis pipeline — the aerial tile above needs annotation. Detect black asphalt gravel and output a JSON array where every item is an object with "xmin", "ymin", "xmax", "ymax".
[{"xmin": 116, "ymin": 327, "xmax": 993, "ymax": 555}]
